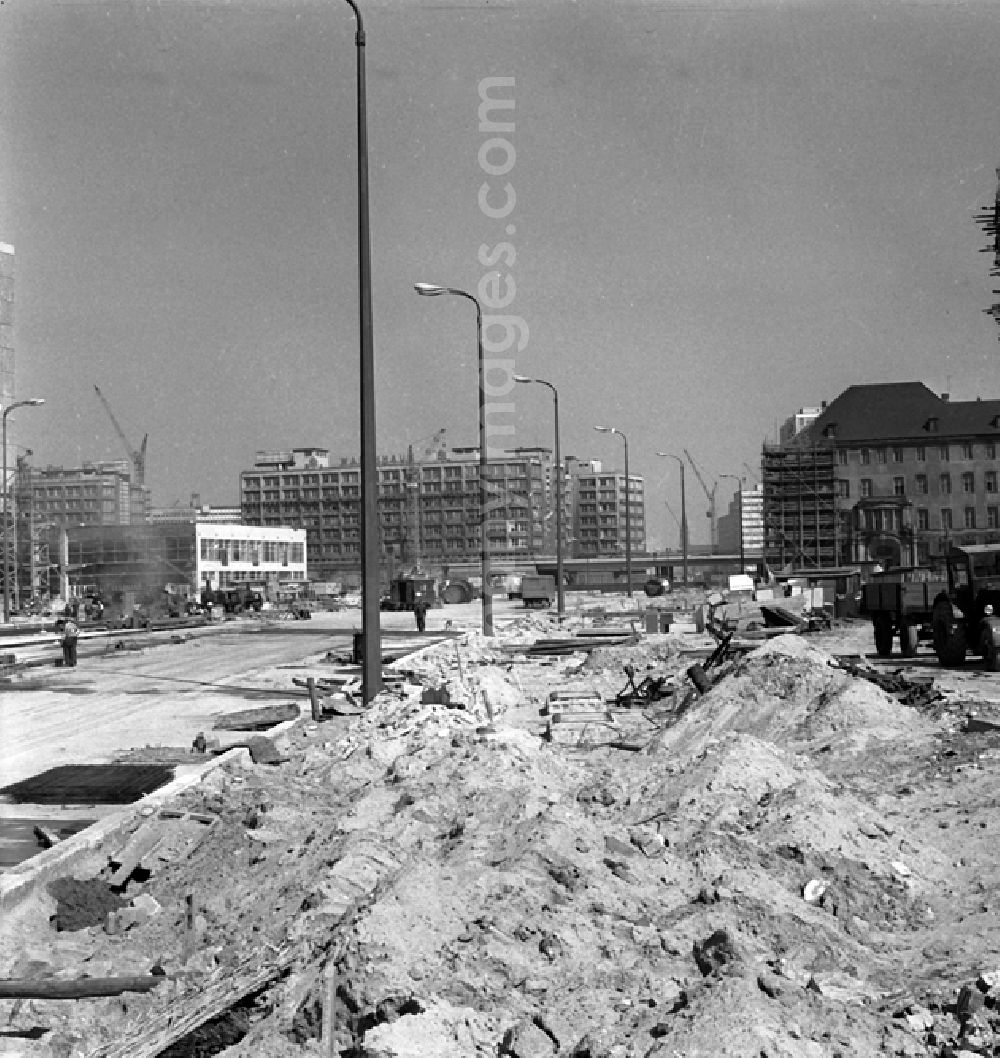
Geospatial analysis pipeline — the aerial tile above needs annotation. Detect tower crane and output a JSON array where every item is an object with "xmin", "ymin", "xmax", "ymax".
[
  {"xmin": 683, "ymin": 448, "xmax": 718, "ymax": 551},
  {"xmin": 94, "ymin": 385, "xmax": 147, "ymax": 487},
  {"xmin": 404, "ymin": 427, "xmax": 447, "ymax": 573}
]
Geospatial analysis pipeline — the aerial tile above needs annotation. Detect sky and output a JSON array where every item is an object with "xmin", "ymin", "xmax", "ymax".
[{"xmin": 3, "ymin": 0, "xmax": 1000, "ymax": 549}]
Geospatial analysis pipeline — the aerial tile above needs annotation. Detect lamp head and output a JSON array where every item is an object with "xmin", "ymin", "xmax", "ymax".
[
  {"xmin": 594, "ymin": 425, "xmax": 612, "ymax": 433},
  {"xmin": 512, "ymin": 374, "xmax": 533, "ymax": 384},
  {"xmin": 414, "ymin": 282, "xmax": 446, "ymax": 296}
]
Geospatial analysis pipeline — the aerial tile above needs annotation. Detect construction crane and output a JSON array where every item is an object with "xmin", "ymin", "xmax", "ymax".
[
  {"xmin": 683, "ymin": 448, "xmax": 718, "ymax": 551},
  {"xmin": 94, "ymin": 385, "xmax": 147, "ymax": 487},
  {"xmin": 404, "ymin": 428, "xmax": 446, "ymax": 572}
]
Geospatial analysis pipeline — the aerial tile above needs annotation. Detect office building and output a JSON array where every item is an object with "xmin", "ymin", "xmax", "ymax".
[{"xmin": 763, "ymin": 382, "xmax": 1000, "ymax": 569}]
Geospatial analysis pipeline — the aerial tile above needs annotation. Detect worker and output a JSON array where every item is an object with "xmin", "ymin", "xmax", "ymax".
[
  {"xmin": 413, "ymin": 597, "xmax": 430, "ymax": 633},
  {"xmin": 60, "ymin": 615, "xmax": 80, "ymax": 667}
]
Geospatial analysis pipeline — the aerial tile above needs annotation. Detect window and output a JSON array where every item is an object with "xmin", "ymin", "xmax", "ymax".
[
  {"xmin": 987, "ymin": 471, "xmax": 997, "ymax": 493},
  {"xmin": 893, "ymin": 477, "xmax": 905, "ymax": 496},
  {"xmin": 965, "ymin": 508, "xmax": 977, "ymax": 530},
  {"xmin": 989, "ymin": 507, "xmax": 1000, "ymax": 530},
  {"xmin": 837, "ymin": 480, "xmax": 850, "ymax": 499},
  {"xmin": 941, "ymin": 508, "xmax": 953, "ymax": 531},
  {"xmin": 940, "ymin": 473, "xmax": 952, "ymax": 494},
  {"xmin": 962, "ymin": 443, "xmax": 975, "ymax": 460},
  {"xmin": 915, "ymin": 474, "xmax": 928, "ymax": 495},
  {"xmin": 915, "ymin": 445, "xmax": 926, "ymax": 461},
  {"xmin": 962, "ymin": 472, "xmax": 975, "ymax": 494},
  {"xmin": 891, "ymin": 447, "xmax": 904, "ymax": 463},
  {"xmin": 860, "ymin": 479, "xmax": 873, "ymax": 498},
  {"xmin": 917, "ymin": 508, "xmax": 929, "ymax": 531},
  {"xmin": 876, "ymin": 448, "xmax": 887, "ymax": 464},
  {"xmin": 838, "ymin": 450, "xmax": 848, "ymax": 466},
  {"xmin": 860, "ymin": 448, "xmax": 871, "ymax": 466},
  {"xmin": 940, "ymin": 445, "xmax": 950, "ymax": 462},
  {"xmin": 988, "ymin": 443, "xmax": 997, "ymax": 460}
]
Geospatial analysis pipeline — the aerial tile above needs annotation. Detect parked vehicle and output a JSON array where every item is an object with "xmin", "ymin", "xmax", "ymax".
[
  {"xmin": 520, "ymin": 574, "xmax": 556, "ymax": 609},
  {"xmin": 931, "ymin": 544, "xmax": 1000, "ymax": 668},
  {"xmin": 380, "ymin": 576, "xmax": 436, "ymax": 612},
  {"xmin": 860, "ymin": 566, "xmax": 946, "ymax": 657}
]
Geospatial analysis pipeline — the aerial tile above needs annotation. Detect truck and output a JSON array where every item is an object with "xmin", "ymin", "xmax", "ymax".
[
  {"xmin": 520, "ymin": 574, "xmax": 556, "ymax": 609},
  {"xmin": 930, "ymin": 544, "xmax": 1000, "ymax": 669},
  {"xmin": 380, "ymin": 576, "xmax": 436, "ymax": 612},
  {"xmin": 860, "ymin": 566, "xmax": 946, "ymax": 658}
]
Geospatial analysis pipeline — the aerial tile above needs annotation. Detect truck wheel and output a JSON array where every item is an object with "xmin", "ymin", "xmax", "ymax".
[
  {"xmin": 932, "ymin": 598, "xmax": 967, "ymax": 667},
  {"xmin": 873, "ymin": 616, "xmax": 894, "ymax": 657},
  {"xmin": 899, "ymin": 618, "xmax": 920, "ymax": 658},
  {"xmin": 982, "ymin": 625, "xmax": 1000, "ymax": 672}
]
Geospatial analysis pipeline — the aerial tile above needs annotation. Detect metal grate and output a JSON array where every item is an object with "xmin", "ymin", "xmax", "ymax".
[{"xmin": 0, "ymin": 765, "xmax": 175, "ymax": 805}]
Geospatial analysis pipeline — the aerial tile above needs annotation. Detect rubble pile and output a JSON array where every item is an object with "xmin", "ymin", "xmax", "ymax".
[{"xmin": 6, "ymin": 623, "xmax": 1000, "ymax": 1057}]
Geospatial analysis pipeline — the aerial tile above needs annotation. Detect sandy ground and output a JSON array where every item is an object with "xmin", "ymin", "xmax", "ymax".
[{"xmin": 4, "ymin": 597, "xmax": 1000, "ymax": 1057}]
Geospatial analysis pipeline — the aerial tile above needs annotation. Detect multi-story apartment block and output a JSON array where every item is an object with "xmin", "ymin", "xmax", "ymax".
[
  {"xmin": 23, "ymin": 460, "xmax": 149, "ymax": 528},
  {"xmin": 763, "ymin": 382, "xmax": 1000, "ymax": 570},
  {"xmin": 718, "ymin": 483, "xmax": 764, "ymax": 560},
  {"xmin": 569, "ymin": 459, "xmax": 646, "ymax": 559},
  {"xmin": 239, "ymin": 445, "xmax": 554, "ymax": 582}
]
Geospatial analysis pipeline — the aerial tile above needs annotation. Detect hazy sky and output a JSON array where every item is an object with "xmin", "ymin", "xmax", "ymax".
[{"xmin": 3, "ymin": 0, "xmax": 1000, "ymax": 548}]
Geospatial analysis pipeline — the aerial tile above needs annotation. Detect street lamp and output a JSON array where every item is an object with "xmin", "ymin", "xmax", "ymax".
[
  {"xmin": 657, "ymin": 452, "xmax": 688, "ymax": 586},
  {"xmin": 513, "ymin": 374, "xmax": 564, "ymax": 615},
  {"xmin": 337, "ymin": 0, "xmax": 381, "ymax": 702},
  {"xmin": 3, "ymin": 399, "xmax": 45, "ymax": 623},
  {"xmin": 414, "ymin": 282, "xmax": 493, "ymax": 636},
  {"xmin": 594, "ymin": 425, "xmax": 632, "ymax": 598},
  {"xmin": 720, "ymin": 473, "xmax": 745, "ymax": 575}
]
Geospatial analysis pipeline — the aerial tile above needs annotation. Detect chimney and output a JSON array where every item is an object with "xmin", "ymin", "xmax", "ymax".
[{"xmin": 942, "ymin": 392, "xmax": 950, "ymax": 402}]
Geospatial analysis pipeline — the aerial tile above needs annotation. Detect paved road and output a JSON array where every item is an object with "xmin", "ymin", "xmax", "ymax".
[{"xmin": 0, "ymin": 609, "xmax": 461, "ymax": 792}]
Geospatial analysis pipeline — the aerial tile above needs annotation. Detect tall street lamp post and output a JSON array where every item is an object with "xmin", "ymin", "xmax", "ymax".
[
  {"xmin": 720, "ymin": 473, "xmax": 745, "ymax": 575},
  {"xmin": 3, "ymin": 398, "xmax": 45, "ymax": 623},
  {"xmin": 594, "ymin": 425, "xmax": 631, "ymax": 598},
  {"xmin": 513, "ymin": 374, "xmax": 564, "ymax": 615},
  {"xmin": 657, "ymin": 451, "xmax": 688, "ymax": 586},
  {"xmin": 338, "ymin": 0, "xmax": 381, "ymax": 702},
  {"xmin": 414, "ymin": 283, "xmax": 493, "ymax": 636}
]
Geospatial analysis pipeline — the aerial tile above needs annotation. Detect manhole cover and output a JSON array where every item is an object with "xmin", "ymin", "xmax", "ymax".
[{"xmin": 0, "ymin": 764, "xmax": 175, "ymax": 805}]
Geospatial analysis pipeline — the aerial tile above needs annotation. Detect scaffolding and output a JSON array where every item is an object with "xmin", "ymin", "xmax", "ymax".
[{"xmin": 762, "ymin": 443, "xmax": 841, "ymax": 569}]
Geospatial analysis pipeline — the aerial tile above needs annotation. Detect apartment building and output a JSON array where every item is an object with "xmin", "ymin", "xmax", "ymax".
[
  {"xmin": 763, "ymin": 382, "xmax": 1000, "ymax": 569},
  {"xmin": 569, "ymin": 459, "xmax": 647, "ymax": 559},
  {"xmin": 23, "ymin": 460, "xmax": 150, "ymax": 528},
  {"xmin": 239, "ymin": 445, "xmax": 553, "ymax": 581}
]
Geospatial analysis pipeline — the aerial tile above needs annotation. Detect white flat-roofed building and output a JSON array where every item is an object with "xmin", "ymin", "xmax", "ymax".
[{"xmin": 196, "ymin": 523, "xmax": 306, "ymax": 593}]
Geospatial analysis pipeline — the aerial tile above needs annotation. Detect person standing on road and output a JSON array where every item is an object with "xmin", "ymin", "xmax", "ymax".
[
  {"xmin": 413, "ymin": 597, "xmax": 429, "ymax": 633},
  {"xmin": 61, "ymin": 616, "xmax": 80, "ymax": 667}
]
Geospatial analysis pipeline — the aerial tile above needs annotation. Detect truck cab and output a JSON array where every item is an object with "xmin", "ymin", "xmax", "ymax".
[{"xmin": 932, "ymin": 544, "xmax": 1000, "ymax": 668}]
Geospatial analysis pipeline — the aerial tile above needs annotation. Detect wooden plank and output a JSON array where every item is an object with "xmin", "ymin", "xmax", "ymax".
[
  {"xmin": 0, "ymin": 976, "xmax": 166, "ymax": 999},
  {"xmin": 85, "ymin": 945, "xmax": 300, "ymax": 1058}
]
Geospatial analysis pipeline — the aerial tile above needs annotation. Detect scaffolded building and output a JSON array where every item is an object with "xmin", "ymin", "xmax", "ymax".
[{"xmin": 762, "ymin": 443, "xmax": 841, "ymax": 569}]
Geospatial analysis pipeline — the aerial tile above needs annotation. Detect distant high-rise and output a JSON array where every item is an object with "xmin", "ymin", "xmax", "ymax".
[{"xmin": 0, "ymin": 242, "xmax": 13, "ymax": 411}]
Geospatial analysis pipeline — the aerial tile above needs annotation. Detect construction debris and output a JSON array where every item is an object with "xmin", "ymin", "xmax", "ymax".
[{"xmin": 6, "ymin": 610, "xmax": 1000, "ymax": 1057}]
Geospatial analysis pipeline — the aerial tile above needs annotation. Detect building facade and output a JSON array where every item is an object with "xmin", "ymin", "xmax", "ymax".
[
  {"xmin": 25, "ymin": 461, "xmax": 149, "ymax": 528},
  {"xmin": 239, "ymin": 445, "xmax": 555, "ymax": 582},
  {"xmin": 51, "ymin": 522, "xmax": 306, "ymax": 614},
  {"xmin": 717, "ymin": 483, "xmax": 764, "ymax": 561},
  {"xmin": 763, "ymin": 382, "xmax": 1000, "ymax": 570},
  {"xmin": 569, "ymin": 460, "xmax": 647, "ymax": 559}
]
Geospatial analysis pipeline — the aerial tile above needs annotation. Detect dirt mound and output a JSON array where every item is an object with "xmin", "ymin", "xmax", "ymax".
[
  {"xmin": 650, "ymin": 634, "xmax": 938, "ymax": 761},
  {"xmin": 47, "ymin": 877, "xmax": 127, "ymax": 931}
]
